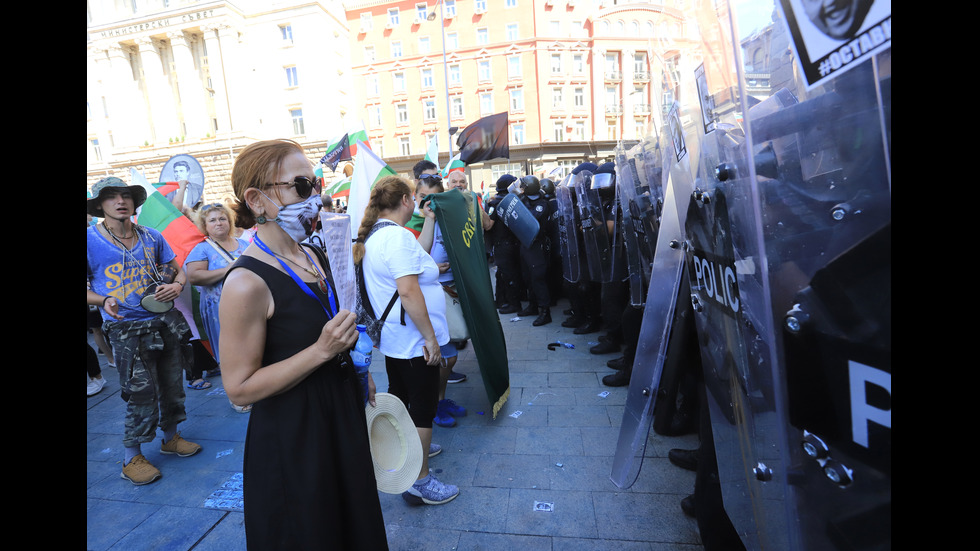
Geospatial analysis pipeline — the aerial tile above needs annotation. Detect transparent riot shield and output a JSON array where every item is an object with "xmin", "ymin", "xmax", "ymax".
[
  {"xmin": 313, "ymin": 211, "xmax": 356, "ymax": 313},
  {"xmin": 570, "ymin": 171, "xmax": 613, "ymax": 282},
  {"xmin": 610, "ymin": 101, "xmax": 698, "ymax": 489},
  {"xmin": 613, "ymin": 144, "xmax": 646, "ymax": 306},
  {"xmin": 555, "ymin": 175, "xmax": 582, "ymax": 283}
]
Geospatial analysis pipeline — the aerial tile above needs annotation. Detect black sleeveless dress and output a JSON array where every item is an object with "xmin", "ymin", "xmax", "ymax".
[{"xmin": 230, "ymin": 255, "xmax": 388, "ymax": 550}]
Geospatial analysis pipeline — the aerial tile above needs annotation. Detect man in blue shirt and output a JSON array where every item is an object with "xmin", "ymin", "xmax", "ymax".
[{"xmin": 86, "ymin": 177, "xmax": 202, "ymax": 485}]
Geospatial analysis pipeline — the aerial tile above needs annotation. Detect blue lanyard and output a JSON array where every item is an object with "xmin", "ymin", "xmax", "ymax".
[{"xmin": 253, "ymin": 234, "xmax": 337, "ymax": 319}]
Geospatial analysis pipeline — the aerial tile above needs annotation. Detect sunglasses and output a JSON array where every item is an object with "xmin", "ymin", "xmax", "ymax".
[
  {"xmin": 267, "ymin": 175, "xmax": 322, "ymax": 198},
  {"xmin": 418, "ymin": 174, "xmax": 443, "ymax": 184}
]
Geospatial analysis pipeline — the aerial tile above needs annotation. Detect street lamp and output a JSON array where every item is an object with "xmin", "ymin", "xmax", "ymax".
[{"xmin": 427, "ymin": 0, "xmax": 455, "ymax": 159}]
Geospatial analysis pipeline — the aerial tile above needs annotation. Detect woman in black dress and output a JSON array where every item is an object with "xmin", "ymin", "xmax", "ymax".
[{"xmin": 219, "ymin": 139, "xmax": 387, "ymax": 550}]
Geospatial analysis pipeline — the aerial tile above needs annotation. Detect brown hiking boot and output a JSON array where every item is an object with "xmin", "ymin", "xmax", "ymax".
[
  {"xmin": 160, "ymin": 432, "xmax": 202, "ymax": 457},
  {"xmin": 121, "ymin": 454, "xmax": 162, "ymax": 485}
]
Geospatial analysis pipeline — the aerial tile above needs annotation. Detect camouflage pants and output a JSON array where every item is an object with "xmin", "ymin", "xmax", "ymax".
[{"xmin": 106, "ymin": 318, "xmax": 190, "ymax": 448}]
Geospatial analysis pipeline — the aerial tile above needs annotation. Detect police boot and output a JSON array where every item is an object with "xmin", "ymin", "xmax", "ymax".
[
  {"xmin": 498, "ymin": 303, "xmax": 521, "ymax": 315},
  {"xmin": 602, "ymin": 362, "xmax": 632, "ymax": 387},
  {"xmin": 519, "ymin": 303, "xmax": 538, "ymax": 317},
  {"xmin": 532, "ymin": 307, "xmax": 552, "ymax": 327},
  {"xmin": 573, "ymin": 317, "xmax": 601, "ymax": 335}
]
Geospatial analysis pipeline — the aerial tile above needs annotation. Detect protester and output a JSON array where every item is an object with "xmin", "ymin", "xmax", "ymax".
[
  {"xmin": 219, "ymin": 139, "xmax": 388, "ymax": 548},
  {"xmin": 185, "ymin": 202, "xmax": 251, "ymax": 411},
  {"xmin": 86, "ymin": 176, "xmax": 201, "ymax": 486},
  {"xmin": 352, "ymin": 174, "xmax": 460, "ymax": 506}
]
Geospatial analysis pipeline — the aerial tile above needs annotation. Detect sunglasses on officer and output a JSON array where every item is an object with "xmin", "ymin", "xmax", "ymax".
[{"xmin": 265, "ymin": 175, "xmax": 323, "ymax": 198}]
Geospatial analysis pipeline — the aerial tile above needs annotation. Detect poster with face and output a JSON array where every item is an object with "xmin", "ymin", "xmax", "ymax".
[
  {"xmin": 159, "ymin": 154, "xmax": 205, "ymax": 209},
  {"xmin": 777, "ymin": 0, "xmax": 891, "ymax": 89}
]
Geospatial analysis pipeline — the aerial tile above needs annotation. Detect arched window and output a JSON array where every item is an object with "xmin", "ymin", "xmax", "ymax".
[{"xmin": 630, "ymin": 21, "xmax": 640, "ymax": 37}]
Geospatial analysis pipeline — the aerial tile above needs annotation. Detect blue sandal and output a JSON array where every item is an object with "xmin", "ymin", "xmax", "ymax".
[{"xmin": 187, "ymin": 379, "xmax": 212, "ymax": 390}]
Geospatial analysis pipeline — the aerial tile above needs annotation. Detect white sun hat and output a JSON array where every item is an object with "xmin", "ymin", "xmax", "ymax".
[{"xmin": 365, "ymin": 393, "xmax": 423, "ymax": 494}]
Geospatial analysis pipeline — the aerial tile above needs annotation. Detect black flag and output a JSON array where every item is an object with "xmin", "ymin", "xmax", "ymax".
[
  {"xmin": 320, "ymin": 133, "xmax": 351, "ymax": 172},
  {"xmin": 456, "ymin": 112, "xmax": 509, "ymax": 165}
]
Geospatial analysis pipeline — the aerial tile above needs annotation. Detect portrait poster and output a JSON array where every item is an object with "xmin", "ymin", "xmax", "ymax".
[
  {"xmin": 159, "ymin": 154, "xmax": 206, "ymax": 209},
  {"xmin": 695, "ymin": 63, "xmax": 716, "ymax": 135},
  {"xmin": 777, "ymin": 0, "xmax": 891, "ymax": 89}
]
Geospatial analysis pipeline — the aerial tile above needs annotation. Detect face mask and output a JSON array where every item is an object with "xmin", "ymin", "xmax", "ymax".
[{"xmin": 261, "ymin": 191, "xmax": 323, "ymax": 243}]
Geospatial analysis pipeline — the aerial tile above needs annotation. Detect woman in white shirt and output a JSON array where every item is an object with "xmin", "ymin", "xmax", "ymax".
[{"xmin": 352, "ymin": 175, "xmax": 459, "ymax": 506}]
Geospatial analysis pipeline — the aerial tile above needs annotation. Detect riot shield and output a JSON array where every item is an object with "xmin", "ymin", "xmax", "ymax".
[
  {"xmin": 555, "ymin": 175, "xmax": 582, "ymax": 283},
  {"xmin": 497, "ymin": 189, "xmax": 541, "ymax": 249},
  {"xmin": 610, "ymin": 101, "xmax": 698, "ymax": 489},
  {"xmin": 614, "ymin": 134, "xmax": 665, "ymax": 306},
  {"xmin": 313, "ymin": 211, "xmax": 356, "ymax": 313},
  {"xmin": 569, "ymin": 171, "xmax": 613, "ymax": 282}
]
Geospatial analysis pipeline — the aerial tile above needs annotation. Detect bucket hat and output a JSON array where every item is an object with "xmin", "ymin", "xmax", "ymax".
[
  {"xmin": 365, "ymin": 393, "xmax": 423, "ymax": 494},
  {"xmin": 87, "ymin": 177, "xmax": 147, "ymax": 217}
]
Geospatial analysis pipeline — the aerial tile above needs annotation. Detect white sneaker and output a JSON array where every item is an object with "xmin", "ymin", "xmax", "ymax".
[{"xmin": 87, "ymin": 376, "xmax": 106, "ymax": 396}]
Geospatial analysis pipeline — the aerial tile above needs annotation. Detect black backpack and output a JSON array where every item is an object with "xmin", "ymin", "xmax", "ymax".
[{"xmin": 354, "ymin": 221, "xmax": 405, "ymax": 346}]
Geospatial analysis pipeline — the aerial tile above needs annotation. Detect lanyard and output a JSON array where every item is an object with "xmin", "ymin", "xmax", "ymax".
[{"xmin": 253, "ymin": 234, "xmax": 337, "ymax": 319}]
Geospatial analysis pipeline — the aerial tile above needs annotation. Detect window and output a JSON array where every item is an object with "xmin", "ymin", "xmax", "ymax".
[
  {"xmin": 424, "ymin": 100, "xmax": 437, "ymax": 121},
  {"xmin": 369, "ymin": 106, "xmax": 383, "ymax": 127},
  {"xmin": 392, "ymin": 72, "xmax": 406, "ymax": 93},
  {"xmin": 449, "ymin": 64, "xmax": 462, "ymax": 86},
  {"xmin": 510, "ymin": 89, "xmax": 524, "ymax": 111},
  {"xmin": 360, "ymin": 13, "xmax": 372, "ymax": 31},
  {"xmin": 572, "ymin": 21, "xmax": 584, "ymax": 38},
  {"xmin": 285, "ymin": 66, "xmax": 299, "ymax": 87},
  {"xmin": 634, "ymin": 52, "xmax": 647, "ymax": 74},
  {"xmin": 574, "ymin": 120, "xmax": 586, "ymax": 141},
  {"xmin": 573, "ymin": 87, "xmax": 585, "ymax": 108},
  {"xmin": 391, "ymin": 41, "xmax": 402, "ymax": 58},
  {"xmin": 552, "ymin": 87, "xmax": 564, "ymax": 109},
  {"xmin": 607, "ymin": 121, "xmax": 618, "ymax": 140},
  {"xmin": 506, "ymin": 0, "xmax": 517, "ymax": 7},
  {"xmin": 550, "ymin": 53, "xmax": 562, "ymax": 74},
  {"xmin": 399, "ymin": 136, "xmax": 411, "ymax": 156},
  {"xmin": 421, "ymin": 67, "xmax": 434, "ymax": 89},
  {"xmin": 553, "ymin": 121, "xmax": 565, "ymax": 142},
  {"xmin": 549, "ymin": 21, "xmax": 561, "ymax": 35},
  {"xmin": 478, "ymin": 60, "xmax": 491, "ymax": 82},
  {"xmin": 280, "ymin": 25, "xmax": 293, "ymax": 44},
  {"xmin": 388, "ymin": 8, "xmax": 400, "ymax": 26},
  {"xmin": 475, "ymin": 0, "xmax": 487, "ymax": 11},
  {"xmin": 508, "ymin": 56, "xmax": 521, "ymax": 79},
  {"xmin": 364, "ymin": 46, "xmax": 375, "ymax": 63},
  {"xmin": 396, "ymin": 103, "xmax": 409, "ymax": 124},
  {"xmin": 476, "ymin": 28, "xmax": 489, "ymax": 45},
  {"xmin": 635, "ymin": 120, "xmax": 647, "ymax": 139},
  {"xmin": 290, "ymin": 108, "xmax": 305, "ymax": 135},
  {"xmin": 506, "ymin": 23, "xmax": 519, "ymax": 41},
  {"xmin": 511, "ymin": 124, "xmax": 525, "ymax": 145},
  {"xmin": 445, "ymin": 0, "xmax": 456, "ymax": 18},
  {"xmin": 451, "ymin": 96, "xmax": 464, "ymax": 119},
  {"xmin": 606, "ymin": 86, "xmax": 619, "ymax": 107},
  {"xmin": 419, "ymin": 36, "xmax": 431, "ymax": 54},
  {"xmin": 605, "ymin": 52, "xmax": 619, "ymax": 73},
  {"xmin": 630, "ymin": 21, "xmax": 640, "ymax": 37},
  {"xmin": 416, "ymin": 3, "xmax": 428, "ymax": 21},
  {"xmin": 573, "ymin": 53, "xmax": 585, "ymax": 74},
  {"xmin": 366, "ymin": 75, "xmax": 380, "ymax": 96},
  {"xmin": 480, "ymin": 92, "xmax": 493, "ymax": 115},
  {"xmin": 447, "ymin": 32, "xmax": 458, "ymax": 50},
  {"xmin": 90, "ymin": 139, "xmax": 102, "ymax": 162}
]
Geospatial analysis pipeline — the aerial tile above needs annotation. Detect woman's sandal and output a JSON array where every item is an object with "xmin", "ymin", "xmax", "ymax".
[
  {"xmin": 187, "ymin": 379, "xmax": 212, "ymax": 390},
  {"xmin": 229, "ymin": 398, "xmax": 252, "ymax": 414}
]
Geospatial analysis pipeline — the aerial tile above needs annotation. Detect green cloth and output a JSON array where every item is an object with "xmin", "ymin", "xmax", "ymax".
[{"xmin": 428, "ymin": 189, "xmax": 510, "ymax": 418}]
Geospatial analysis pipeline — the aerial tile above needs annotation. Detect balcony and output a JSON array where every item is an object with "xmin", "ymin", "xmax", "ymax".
[
  {"xmin": 604, "ymin": 70, "xmax": 622, "ymax": 82},
  {"xmin": 605, "ymin": 104, "xmax": 623, "ymax": 116},
  {"xmin": 633, "ymin": 103, "xmax": 651, "ymax": 115},
  {"xmin": 633, "ymin": 71, "xmax": 650, "ymax": 81}
]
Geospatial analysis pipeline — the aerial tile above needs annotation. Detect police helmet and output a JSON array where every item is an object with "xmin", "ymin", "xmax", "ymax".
[
  {"xmin": 520, "ymin": 175, "xmax": 541, "ymax": 196},
  {"xmin": 496, "ymin": 174, "xmax": 517, "ymax": 193},
  {"xmin": 571, "ymin": 162, "xmax": 598, "ymax": 175},
  {"xmin": 540, "ymin": 178, "xmax": 556, "ymax": 199},
  {"xmin": 592, "ymin": 162, "xmax": 616, "ymax": 197}
]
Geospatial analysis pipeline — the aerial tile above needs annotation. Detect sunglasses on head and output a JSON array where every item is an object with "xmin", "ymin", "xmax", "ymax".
[
  {"xmin": 418, "ymin": 173, "xmax": 442, "ymax": 183},
  {"xmin": 267, "ymin": 175, "xmax": 322, "ymax": 198}
]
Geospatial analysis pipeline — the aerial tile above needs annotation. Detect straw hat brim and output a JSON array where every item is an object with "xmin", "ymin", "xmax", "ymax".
[{"xmin": 365, "ymin": 393, "xmax": 423, "ymax": 494}]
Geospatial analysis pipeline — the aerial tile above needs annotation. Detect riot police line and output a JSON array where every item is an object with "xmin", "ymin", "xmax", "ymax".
[{"xmin": 484, "ymin": 60, "xmax": 890, "ymax": 551}]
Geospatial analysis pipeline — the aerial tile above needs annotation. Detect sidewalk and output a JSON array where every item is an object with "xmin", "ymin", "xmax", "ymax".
[{"xmin": 86, "ymin": 294, "xmax": 703, "ymax": 550}]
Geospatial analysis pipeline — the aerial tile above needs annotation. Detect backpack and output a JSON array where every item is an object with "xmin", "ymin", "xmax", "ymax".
[{"xmin": 354, "ymin": 220, "xmax": 404, "ymax": 346}]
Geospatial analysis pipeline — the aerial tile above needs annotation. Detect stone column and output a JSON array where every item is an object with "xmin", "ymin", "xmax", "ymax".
[
  {"xmin": 169, "ymin": 31, "xmax": 209, "ymax": 139},
  {"xmin": 622, "ymin": 48, "xmax": 635, "ymax": 138},
  {"xmin": 136, "ymin": 36, "xmax": 179, "ymax": 142},
  {"xmin": 201, "ymin": 24, "xmax": 232, "ymax": 135},
  {"xmin": 97, "ymin": 43, "xmax": 152, "ymax": 147},
  {"xmin": 215, "ymin": 24, "xmax": 247, "ymax": 135}
]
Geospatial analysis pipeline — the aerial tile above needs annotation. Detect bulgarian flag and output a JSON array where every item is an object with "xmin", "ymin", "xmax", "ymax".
[
  {"xmin": 347, "ymin": 140, "xmax": 397, "ymax": 240},
  {"xmin": 424, "ymin": 134, "xmax": 440, "ymax": 167},
  {"xmin": 348, "ymin": 123, "xmax": 371, "ymax": 156},
  {"xmin": 326, "ymin": 176, "xmax": 352, "ymax": 199},
  {"xmin": 129, "ymin": 169, "xmax": 205, "ymax": 267},
  {"xmin": 441, "ymin": 153, "xmax": 465, "ymax": 178}
]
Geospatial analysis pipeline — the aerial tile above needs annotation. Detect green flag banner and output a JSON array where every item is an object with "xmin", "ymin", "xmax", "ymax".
[{"xmin": 428, "ymin": 189, "xmax": 510, "ymax": 419}]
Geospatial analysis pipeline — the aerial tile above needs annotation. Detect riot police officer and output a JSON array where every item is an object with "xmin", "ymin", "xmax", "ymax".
[
  {"xmin": 486, "ymin": 174, "xmax": 524, "ymax": 314},
  {"xmin": 517, "ymin": 175, "xmax": 554, "ymax": 326},
  {"xmin": 562, "ymin": 162, "xmax": 602, "ymax": 334},
  {"xmin": 540, "ymin": 177, "xmax": 563, "ymax": 306}
]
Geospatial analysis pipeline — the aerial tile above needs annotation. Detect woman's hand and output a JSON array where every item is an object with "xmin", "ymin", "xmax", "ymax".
[
  {"xmin": 422, "ymin": 335, "xmax": 442, "ymax": 366},
  {"xmin": 436, "ymin": 262, "xmax": 450, "ymax": 274},
  {"xmin": 315, "ymin": 309, "xmax": 359, "ymax": 362},
  {"xmin": 367, "ymin": 372, "xmax": 378, "ymax": 407}
]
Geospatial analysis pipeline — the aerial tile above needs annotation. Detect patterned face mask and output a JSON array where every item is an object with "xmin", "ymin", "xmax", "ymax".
[{"xmin": 261, "ymin": 191, "xmax": 323, "ymax": 243}]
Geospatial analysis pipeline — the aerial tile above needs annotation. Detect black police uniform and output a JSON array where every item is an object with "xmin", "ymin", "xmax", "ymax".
[
  {"xmin": 519, "ymin": 191, "xmax": 555, "ymax": 325},
  {"xmin": 486, "ymin": 191, "xmax": 524, "ymax": 314}
]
